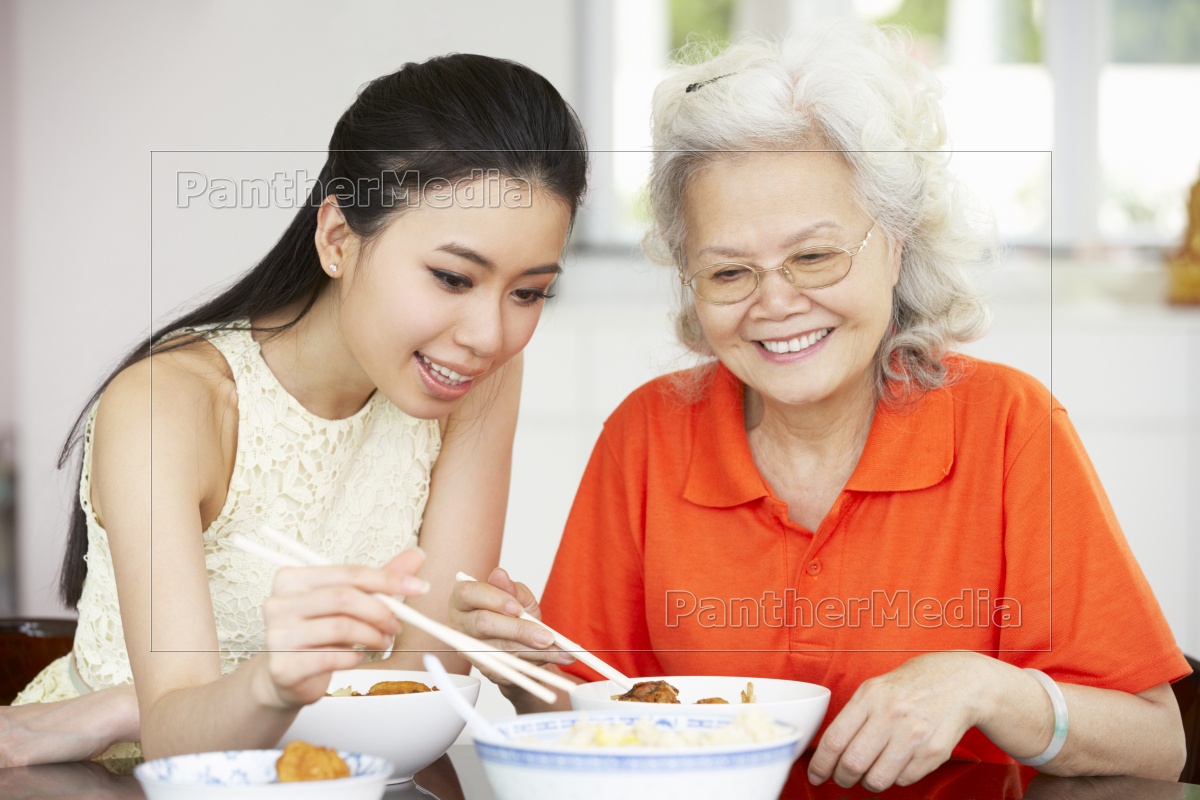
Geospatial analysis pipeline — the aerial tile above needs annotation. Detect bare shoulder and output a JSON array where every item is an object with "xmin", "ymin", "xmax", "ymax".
[
  {"xmin": 91, "ymin": 338, "xmax": 238, "ymax": 523},
  {"xmin": 97, "ymin": 339, "xmax": 236, "ymax": 432}
]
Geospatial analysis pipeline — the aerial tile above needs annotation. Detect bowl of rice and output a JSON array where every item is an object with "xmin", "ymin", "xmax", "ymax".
[
  {"xmin": 570, "ymin": 675, "xmax": 829, "ymax": 753},
  {"xmin": 473, "ymin": 710, "xmax": 804, "ymax": 800}
]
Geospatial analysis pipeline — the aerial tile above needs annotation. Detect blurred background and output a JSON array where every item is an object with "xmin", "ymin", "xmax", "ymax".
[{"xmin": 1, "ymin": 0, "xmax": 1198, "ymax": 725}]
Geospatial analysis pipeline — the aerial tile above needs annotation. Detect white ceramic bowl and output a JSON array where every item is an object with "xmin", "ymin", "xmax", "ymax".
[
  {"xmin": 570, "ymin": 675, "xmax": 829, "ymax": 752},
  {"xmin": 280, "ymin": 669, "xmax": 479, "ymax": 783},
  {"xmin": 134, "ymin": 749, "xmax": 391, "ymax": 800},
  {"xmin": 474, "ymin": 711, "xmax": 804, "ymax": 800}
]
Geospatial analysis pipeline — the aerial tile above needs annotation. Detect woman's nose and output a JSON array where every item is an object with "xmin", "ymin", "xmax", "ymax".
[
  {"xmin": 454, "ymin": 298, "xmax": 504, "ymax": 358},
  {"xmin": 752, "ymin": 268, "xmax": 813, "ymax": 317}
]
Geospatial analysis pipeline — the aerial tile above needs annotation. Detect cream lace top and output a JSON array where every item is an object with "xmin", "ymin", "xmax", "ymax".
[{"xmin": 15, "ymin": 322, "xmax": 441, "ymax": 704}]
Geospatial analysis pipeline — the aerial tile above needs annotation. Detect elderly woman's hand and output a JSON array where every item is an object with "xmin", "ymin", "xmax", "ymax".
[
  {"xmin": 807, "ymin": 651, "xmax": 998, "ymax": 791},
  {"xmin": 448, "ymin": 568, "xmax": 576, "ymax": 709}
]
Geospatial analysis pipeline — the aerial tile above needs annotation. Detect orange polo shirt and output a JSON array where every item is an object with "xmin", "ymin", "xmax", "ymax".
[{"xmin": 540, "ymin": 356, "xmax": 1189, "ymax": 763}]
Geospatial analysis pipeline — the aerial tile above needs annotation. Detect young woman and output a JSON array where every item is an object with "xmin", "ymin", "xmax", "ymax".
[{"xmin": 0, "ymin": 53, "xmax": 587, "ymax": 765}]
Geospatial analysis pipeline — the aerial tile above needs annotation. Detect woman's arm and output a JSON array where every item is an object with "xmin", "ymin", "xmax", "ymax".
[
  {"xmin": 380, "ymin": 355, "xmax": 524, "ymax": 675},
  {"xmin": 978, "ymin": 662, "xmax": 1184, "ymax": 778},
  {"xmin": 806, "ymin": 651, "xmax": 1186, "ymax": 791},
  {"xmin": 810, "ymin": 405, "xmax": 1188, "ymax": 790},
  {"xmin": 96, "ymin": 353, "xmax": 423, "ymax": 758},
  {"xmin": 0, "ymin": 685, "xmax": 140, "ymax": 767}
]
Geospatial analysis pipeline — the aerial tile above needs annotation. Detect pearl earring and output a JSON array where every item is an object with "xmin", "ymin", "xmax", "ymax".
[{"xmin": 329, "ymin": 264, "xmax": 338, "ymax": 274}]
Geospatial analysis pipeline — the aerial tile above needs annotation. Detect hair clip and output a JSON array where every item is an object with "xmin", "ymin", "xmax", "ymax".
[{"xmin": 685, "ymin": 73, "xmax": 733, "ymax": 93}]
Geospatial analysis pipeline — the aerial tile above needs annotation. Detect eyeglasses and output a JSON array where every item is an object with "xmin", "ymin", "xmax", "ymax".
[{"xmin": 680, "ymin": 223, "xmax": 876, "ymax": 305}]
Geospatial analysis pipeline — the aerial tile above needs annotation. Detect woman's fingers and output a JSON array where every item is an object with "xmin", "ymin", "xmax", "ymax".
[
  {"xmin": 487, "ymin": 567, "xmax": 542, "ymax": 615},
  {"xmin": 381, "ymin": 547, "xmax": 426, "ymax": 580},
  {"xmin": 452, "ymin": 574, "xmax": 523, "ymax": 617},
  {"xmin": 266, "ymin": 612, "xmax": 396, "ymax": 653},
  {"xmin": 264, "ymin": 586, "xmax": 400, "ymax": 641},
  {"xmin": 263, "ymin": 647, "xmax": 367, "ymax": 708},
  {"xmin": 858, "ymin": 734, "xmax": 912, "ymax": 792},
  {"xmin": 808, "ymin": 695, "xmax": 869, "ymax": 784},
  {"xmin": 810, "ymin": 654, "xmax": 975, "ymax": 790},
  {"xmin": 258, "ymin": 552, "xmax": 441, "ymax": 709},
  {"xmin": 449, "ymin": 577, "xmax": 575, "ymax": 677},
  {"xmin": 271, "ymin": 562, "xmax": 430, "ymax": 599}
]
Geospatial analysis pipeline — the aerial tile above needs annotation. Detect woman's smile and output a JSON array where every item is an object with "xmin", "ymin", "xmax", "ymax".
[
  {"xmin": 756, "ymin": 327, "xmax": 834, "ymax": 359},
  {"xmin": 413, "ymin": 351, "xmax": 479, "ymax": 400}
]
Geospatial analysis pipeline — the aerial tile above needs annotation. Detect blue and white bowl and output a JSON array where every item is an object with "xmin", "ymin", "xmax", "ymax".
[
  {"xmin": 134, "ymin": 748, "xmax": 392, "ymax": 800},
  {"xmin": 474, "ymin": 711, "xmax": 804, "ymax": 800}
]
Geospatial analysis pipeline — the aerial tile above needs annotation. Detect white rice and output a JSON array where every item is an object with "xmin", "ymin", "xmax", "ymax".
[{"xmin": 553, "ymin": 710, "xmax": 789, "ymax": 748}]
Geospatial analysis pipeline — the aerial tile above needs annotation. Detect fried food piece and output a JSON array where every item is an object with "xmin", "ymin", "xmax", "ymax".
[
  {"xmin": 326, "ymin": 685, "xmax": 361, "ymax": 697},
  {"xmin": 740, "ymin": 681, "xmax": 756, "ymax": 703},
  {"xmin": 695, "ymin": 697, "xmax": 728, "ymax": 704},
  {"xmin": 611, "ymin": 680, "xmax": 681, "ymax": 703},
  {"xmin": 275, "ymin": 741, "xmax": 350, "ymax": 782},
  {"xmin": 366, "ymin": 680, "xmax": 437, "ymax": 696}
]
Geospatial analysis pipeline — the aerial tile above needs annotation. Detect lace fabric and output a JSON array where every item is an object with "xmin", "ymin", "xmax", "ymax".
[{"xmin": 15, "ymin": 322, "xmax": 441, "ymax": 704}]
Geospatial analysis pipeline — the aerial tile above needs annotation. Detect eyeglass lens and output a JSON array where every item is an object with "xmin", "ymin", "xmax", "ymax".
[{"xmin": 692, "ymin": 247, "xmax": 852, "ymax": 303}]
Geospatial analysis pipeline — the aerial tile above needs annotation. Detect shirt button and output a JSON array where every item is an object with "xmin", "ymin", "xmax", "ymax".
[{"xmin": 806, "ymin": 559, "xmax": 821, "ymax": 576}]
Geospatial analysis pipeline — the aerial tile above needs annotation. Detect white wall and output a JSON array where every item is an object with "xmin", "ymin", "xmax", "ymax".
[
  {"xmin": 11, "ymin": 0, "xmax": 578, "ymax": 615},
  {"xmin": 0, "ymin": 0, "xmax": 15, "ymax": 432}
]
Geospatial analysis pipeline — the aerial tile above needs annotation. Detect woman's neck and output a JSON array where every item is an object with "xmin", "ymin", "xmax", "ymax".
[
  {"xmin": 743, "ymin": 374, "xmax": 878, "ymax": 529},
  {"xmin": 250, "ymin": 290, "xmax": 376, "ymax": 420}
]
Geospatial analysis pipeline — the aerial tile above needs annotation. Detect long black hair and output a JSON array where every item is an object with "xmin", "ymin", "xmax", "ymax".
[{"xmin": 57, "ymin": 54, "xmax": 589, "ymax": 608}]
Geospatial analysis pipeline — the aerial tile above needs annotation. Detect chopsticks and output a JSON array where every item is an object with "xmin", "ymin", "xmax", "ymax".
[
  {"xmin": 229, "ymin": 528, "xmax": 576, "ymax": 705},
  {"xmin": 456, "ymin": 571, "xmax": 634, "ymax": 691}
]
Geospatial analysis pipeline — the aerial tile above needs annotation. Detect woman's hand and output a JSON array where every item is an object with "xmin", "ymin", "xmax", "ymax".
[
  {"xmin": 448, "ymin": 568, "xmax": 575, "ymax": 708},
  {"xmin": 807, "ymin": 651, "xmax": 995, "ymax": 791},
  {"xmin": 0, "ymin": 685, "xmax": 140, "ymax": 768},
  {"xmin": 255, "ymin": 548, "xmax": 430, "ymax": 710}
]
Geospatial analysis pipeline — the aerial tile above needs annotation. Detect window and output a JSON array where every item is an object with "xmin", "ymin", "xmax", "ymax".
[
  {"xmin": 1099, "ymin": 0, "xmax": 1200, "ymax": 244},
  {"xmin": 581, "ymin": 0, "xmax": 1198, "ymax": 253}
]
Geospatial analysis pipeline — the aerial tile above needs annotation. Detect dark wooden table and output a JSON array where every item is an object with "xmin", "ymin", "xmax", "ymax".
[{"xmin": 0, "ymin": 746, "xmax": 1197, "ymax": 799}]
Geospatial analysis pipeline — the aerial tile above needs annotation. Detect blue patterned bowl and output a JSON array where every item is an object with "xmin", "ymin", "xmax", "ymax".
[
  {"xmin": 134, "ymin": 748, "xmax": 392, "ymax": 800},
  {"xmin": 474, "ymin": 711, "xmax": 803, "ymax": 800}
]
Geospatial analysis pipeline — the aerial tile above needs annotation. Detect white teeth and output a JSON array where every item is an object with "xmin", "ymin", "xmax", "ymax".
[
  {"xmin": 420, "ymin": 354, "xmax": 469, "ymax": 386},
  {"xmin": 762, "ymin": 328, "xmax": 830, "ymax": 354}
]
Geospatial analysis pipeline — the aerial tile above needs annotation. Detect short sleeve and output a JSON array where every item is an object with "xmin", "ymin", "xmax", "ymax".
[
  {"xmin": 540, "ymin": 403, "xmax": 665, "ymax": 683},
  {"xmin": 998, "ymin": 407, "xmax": 1190, "ymax": 691}
]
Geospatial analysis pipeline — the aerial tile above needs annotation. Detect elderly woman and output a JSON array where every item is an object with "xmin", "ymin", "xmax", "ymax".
[{"xmin": 450, "ymin": 23, "xmax": 1189, "ymax": 791}]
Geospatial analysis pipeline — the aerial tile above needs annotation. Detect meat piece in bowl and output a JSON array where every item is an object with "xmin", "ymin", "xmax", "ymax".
[
  {"xmin": 610, "ymin": 679, "xmax": 681, "ymax": 703},
  {"xmin": 366, "ymin": 680, "xmax": 437, "ymax": 696}
]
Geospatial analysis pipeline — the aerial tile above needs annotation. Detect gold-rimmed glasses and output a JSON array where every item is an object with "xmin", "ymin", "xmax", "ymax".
[{"xmin": 680, "ymin": 222, "xmax": 876, "ymax": 305}]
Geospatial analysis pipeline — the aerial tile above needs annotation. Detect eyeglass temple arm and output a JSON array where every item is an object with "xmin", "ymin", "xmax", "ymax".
[{"xmin": 851, "ymin": 223, "xmax": 876, "ymax": 255}]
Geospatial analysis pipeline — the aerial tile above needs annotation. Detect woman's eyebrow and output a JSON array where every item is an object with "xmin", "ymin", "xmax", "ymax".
[
  {"xmin": 696, "ymin": 221, "xmax": 844, "ymax": 260},
  {"xmin": 435, "ymin": 242, "xmax": 561, "ymax": 276}
]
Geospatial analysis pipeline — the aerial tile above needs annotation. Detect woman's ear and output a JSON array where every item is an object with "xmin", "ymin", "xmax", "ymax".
[{"xmin": 315, "ymin": 195, "xmax": 353, "ymax": 278}]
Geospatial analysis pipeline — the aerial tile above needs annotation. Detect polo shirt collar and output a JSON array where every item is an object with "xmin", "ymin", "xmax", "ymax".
[
  {"xmin": 845, "ymin": 383, "xmax": 955, "ymax": 492},
  {"xmin": 683, "ymin": 362, "xmax": 955, "ymax": 508},
  {"xmin": 683, "ymin": 363, "xmax": 769, "ymax": 508}
]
